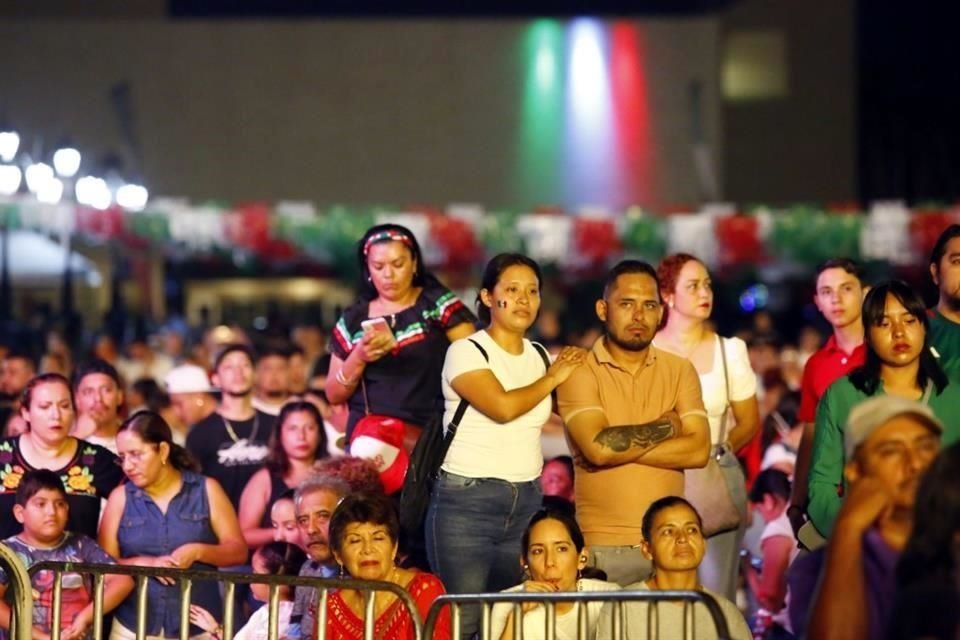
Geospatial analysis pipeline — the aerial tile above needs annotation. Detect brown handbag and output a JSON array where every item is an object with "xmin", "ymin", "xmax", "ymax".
[{"xmin": 683, "ymin": 337, "xmax": 742, "ymax": 536}]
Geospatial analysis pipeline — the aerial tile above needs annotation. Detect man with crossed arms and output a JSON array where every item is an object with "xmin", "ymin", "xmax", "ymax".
[{"xmin": 558, "ymin": 260, "xmax": 711, "ymax": 586}]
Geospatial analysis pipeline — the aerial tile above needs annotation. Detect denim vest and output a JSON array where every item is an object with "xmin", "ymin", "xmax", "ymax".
[{"xmin": 116, "ymin": 470, "xmax": 221, "ymax": 636}]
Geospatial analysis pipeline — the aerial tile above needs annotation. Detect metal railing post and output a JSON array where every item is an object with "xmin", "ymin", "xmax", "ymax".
[{"xmin": 0, "ymin": 543, "xmax": 32, "ymax": 640}]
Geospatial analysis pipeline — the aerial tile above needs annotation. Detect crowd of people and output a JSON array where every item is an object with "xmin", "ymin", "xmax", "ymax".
[{"xmin": 0, "ymin": 222, "xmax": 959, "ymax": 640}]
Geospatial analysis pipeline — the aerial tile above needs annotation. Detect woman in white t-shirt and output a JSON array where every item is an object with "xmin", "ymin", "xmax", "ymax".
[
  {"xmin": 490, "ymin": 508, "xmax": 619, "ymax": 640},
  {"xmin": 743, "ymin": 468, "xmax": 799, "ymax": 637},
  {"xmin": 425, "ymin": 253, "xmax": 586, "ymax": 640},
  {"xmin": 653, "ymin": 253, "xmax": 760, "ymax": 601}
]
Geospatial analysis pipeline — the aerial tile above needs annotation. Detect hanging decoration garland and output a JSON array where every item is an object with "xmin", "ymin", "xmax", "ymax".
[{"xmin": 0, "ymin": 195, "xmax": 956, "ymax": 274}]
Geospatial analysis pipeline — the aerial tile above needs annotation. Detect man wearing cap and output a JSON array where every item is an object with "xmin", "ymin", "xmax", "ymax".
[
  {"xmin": 790, "ymin": 396, "xmax": 942, "ymax": 640},
  {"xmin": 164, "ymin": 364, "xmax": 218, "ymax": 445}
]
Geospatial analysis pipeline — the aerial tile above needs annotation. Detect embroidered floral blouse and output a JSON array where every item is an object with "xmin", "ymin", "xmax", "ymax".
[{"xmin": 0, "ymin": 436, "xmax": 123, "ymax": 539}]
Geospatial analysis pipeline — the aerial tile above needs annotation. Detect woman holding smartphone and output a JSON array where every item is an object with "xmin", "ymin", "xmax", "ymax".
[{"xmin": 326, "ymin": 224, "xmax": 477, "ymax": 454}]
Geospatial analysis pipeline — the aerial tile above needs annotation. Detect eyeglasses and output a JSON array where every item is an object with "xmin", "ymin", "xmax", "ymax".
[{"xmin": 115, "ymin": 446, "xmax": 157, "ymax": 466}]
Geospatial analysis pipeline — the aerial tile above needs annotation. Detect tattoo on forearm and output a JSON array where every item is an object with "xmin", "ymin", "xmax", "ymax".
[{"xmin": 593, "ymin": 420, "xmax": 675, "ymax": 452}]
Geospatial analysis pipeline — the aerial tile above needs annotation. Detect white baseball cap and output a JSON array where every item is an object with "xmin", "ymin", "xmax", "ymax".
[{"xmin": 164, "ymin": 364, "xmax": 216, "ymax": 395}]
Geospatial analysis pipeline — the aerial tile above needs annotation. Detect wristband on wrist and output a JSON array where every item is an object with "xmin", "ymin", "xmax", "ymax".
[{"xmin": 336, "ymin": 368, "xmax": 359, "ymax": 387}]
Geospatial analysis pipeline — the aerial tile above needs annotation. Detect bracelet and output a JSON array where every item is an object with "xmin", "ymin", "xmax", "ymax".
[
  {"xmin": 212, "ymin": 625, "xmax": 223, "ymax": 640},
  {"xmin": 336, "ymin": 368, "xmax": 359, "ymax": 387}
]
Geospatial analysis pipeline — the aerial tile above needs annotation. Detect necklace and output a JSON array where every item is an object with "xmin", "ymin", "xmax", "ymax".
[{"xmin": 220, "ymin": 412, "xmax": 260, "ymax": 444}]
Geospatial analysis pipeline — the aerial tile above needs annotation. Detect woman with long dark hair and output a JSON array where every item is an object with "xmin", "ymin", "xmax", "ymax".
[
  {"xmin": 238, "ymin": 401, "xmax": 329, "ymax": 549},
  {"xmin": 325, "ymin": 224, "xmax": 476, "ymax": 454},
  {"xmin": 99, "ymin": 411, "xmax": 247, "ymax": 639},
  {"xmin": 807, "ymin": 280, "xmax": 960, "ymax": 537}
]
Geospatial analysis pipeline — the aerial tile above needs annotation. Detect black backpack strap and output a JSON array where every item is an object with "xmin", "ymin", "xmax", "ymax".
[
  {"xmin": 447, "ymin": 338, "xmax": 489, "ymax": 436},
  {"xmin": 531, "ymin": 342, "xmax": 550, "ymax": 371}
]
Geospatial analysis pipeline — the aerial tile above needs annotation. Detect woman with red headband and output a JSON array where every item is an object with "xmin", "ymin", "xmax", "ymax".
[{"xmin": 326, "ymin": 223, "xmax": 476, "ymax": 458}]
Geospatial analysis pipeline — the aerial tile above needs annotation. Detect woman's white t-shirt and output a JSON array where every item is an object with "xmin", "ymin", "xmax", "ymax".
[
  {"xmin": 489, "ymin": 579, "xmax": 620, "ymax": 640},
  {"xmin": 695, "ymin": 336, "xmax": 757, "ymax": 445},
  {"xmin": 440, "ymin": 330, "xmax": 551, "ymax": 482}
]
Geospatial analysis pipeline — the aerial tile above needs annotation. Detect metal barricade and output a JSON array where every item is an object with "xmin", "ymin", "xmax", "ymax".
[
  {"xmin": 21, "ymin": 561, "xmax": 422, "ymax": 640},
  {"xmin": 0, "ymin": 543, "xmax": 33, "ymax": 640},
  {"xmin": 424, "ymin": 589, "xmax": 733, "ymax": 640}
]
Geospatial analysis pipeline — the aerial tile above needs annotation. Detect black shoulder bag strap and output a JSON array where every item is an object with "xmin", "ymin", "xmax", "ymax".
[
  {"xmin": 531, "ymin": 342, "xmax": 551, "ymax": 370},
  {"xmin": 446, "ymin": 338, "xmax": 489, "ymax": 440}
]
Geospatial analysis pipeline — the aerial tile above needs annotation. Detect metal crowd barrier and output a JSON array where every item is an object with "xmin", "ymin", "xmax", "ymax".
[
  {"xmin": 424, "ymin": 589, "xmax": 734, "ymax": 640},
  {"xmin": 17, "ymin": 560, "xmax": 422, "ymax": 640},
  {"xmin": 0, "ymin": 543, "xmax": 33, "ymax": 640}
]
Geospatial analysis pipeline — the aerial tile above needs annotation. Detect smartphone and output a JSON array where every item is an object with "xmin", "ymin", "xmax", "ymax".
[{"xmin": 361, "ymin": 317, "xmax": 395, "ymax": 342}]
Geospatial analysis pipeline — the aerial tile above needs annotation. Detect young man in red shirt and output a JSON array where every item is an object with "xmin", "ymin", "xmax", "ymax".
[{"xmin": 788, "ymin": 258, "xmax": 866, "ymax": 538}]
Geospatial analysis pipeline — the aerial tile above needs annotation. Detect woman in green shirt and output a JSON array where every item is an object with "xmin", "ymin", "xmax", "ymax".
[{"xmin": 808, "ymin": 280, "xmax": 960, "ymax": 537}]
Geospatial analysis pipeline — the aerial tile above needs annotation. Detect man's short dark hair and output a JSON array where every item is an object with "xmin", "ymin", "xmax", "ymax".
[
  {"xmin": 71, "ymin": 359, "xmax": 121, "ymax": 391},
  {"xmin": 255, "ymin": 345, "xmax": 291, "ymax": 366},
  {"xmin": 16, "ymin": 469, "xmax": 67, "ymax": 506},
  {"xmin": 929, "ymin": 224, "xmax": 960, "ymax": 270},
  {"xmin": 814, "ymin": 257, "xmax": 865, "ymax": 284},
  {"xmin": 603, "ymin": 260, "xmax": 660, "ymax": 300},
  {"xmin": 3, "ymin": 349, "xmax": 36, "ymax": 370},
  {"xmin": 213, "ymin": 343, "xmax": 256, "ymax": 371}
]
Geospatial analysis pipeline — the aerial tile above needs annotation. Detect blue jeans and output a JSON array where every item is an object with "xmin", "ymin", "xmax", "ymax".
[{"xmin": 426, "ymin": 471, "xmax": 542, "ymax": 640}]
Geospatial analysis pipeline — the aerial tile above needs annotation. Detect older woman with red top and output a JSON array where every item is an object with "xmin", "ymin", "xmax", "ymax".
[{"xmin": 326, "ymin": 493, "xmax": 450, "ymax": 640}]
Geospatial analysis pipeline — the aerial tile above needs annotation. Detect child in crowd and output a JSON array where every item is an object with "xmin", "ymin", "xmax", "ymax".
[
  {"xmin": 270, "ymin": 489, "xmax": 301, "ymax": 546},
  {"xmin": 190, "ymin": 541, "xmax": 306, "ymax": 640},
  {"xmin": 0, "ymin": 470, "xmax": 133, "ymax": 640}
]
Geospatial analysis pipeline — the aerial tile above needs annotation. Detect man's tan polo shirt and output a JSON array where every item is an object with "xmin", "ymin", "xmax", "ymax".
[{"xmin": 557, "ymin": 338, "xmax": 706, "ymax": 547}]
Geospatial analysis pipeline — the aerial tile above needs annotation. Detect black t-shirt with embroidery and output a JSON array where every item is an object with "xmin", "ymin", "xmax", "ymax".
[
  {"xmin": 0, "ymin": 436, "xmax": 123, "ymax": 540},
  {"xmin": 331, "ymin": 281, "xmax": 476, "ymax": 440},
  {"xmin": 184, "ymin": 410, "xmax": 275, "ymax": 510}
]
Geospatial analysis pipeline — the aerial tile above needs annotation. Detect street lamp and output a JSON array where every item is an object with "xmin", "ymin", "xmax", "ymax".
[
  {"xmin": 116, "ymin": 183, "xmax": 149, "ymax": 211},
  {"xmin": 36, "ymin": 177, "xmax": 64, "ymax": 204},
  {"xmin": 75, "ymin": 175, "xmax": 111, "ymax": 209},
  {"xmin": 0, "ymin": 166, "xmax": 21, "ymax": 196},
  {"xmin": 0, "ymin": 130, "xmax": 19, "ymax": 163},
  {"xmin": 53, "ymin": 146, "xmax": 81, "ymax": 179}
]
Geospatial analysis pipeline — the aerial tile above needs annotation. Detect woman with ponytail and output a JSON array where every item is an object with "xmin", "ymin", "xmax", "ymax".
[{"xmin": 99, "ymin": 411, "xmax": 247, "ymax": 640}]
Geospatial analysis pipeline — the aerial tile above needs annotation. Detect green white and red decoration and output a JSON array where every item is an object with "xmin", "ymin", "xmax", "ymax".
[{"xmin": 0, "ymin": 194, "xmax": 957, "ymax": 275}]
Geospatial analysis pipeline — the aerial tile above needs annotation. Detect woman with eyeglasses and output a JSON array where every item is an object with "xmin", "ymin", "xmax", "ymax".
[
  {"xmin": 99, "ymin": 411, "xmax": 247, "ymax": 640},
  {"xmin": 0, "ymin": 373, "xmax": 123, "ymax": 540}
]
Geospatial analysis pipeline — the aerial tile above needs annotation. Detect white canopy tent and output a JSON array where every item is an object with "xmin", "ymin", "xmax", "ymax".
[{"xmin": 0, "ymin": 230, "xmax": 101, "ymax": 287}]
